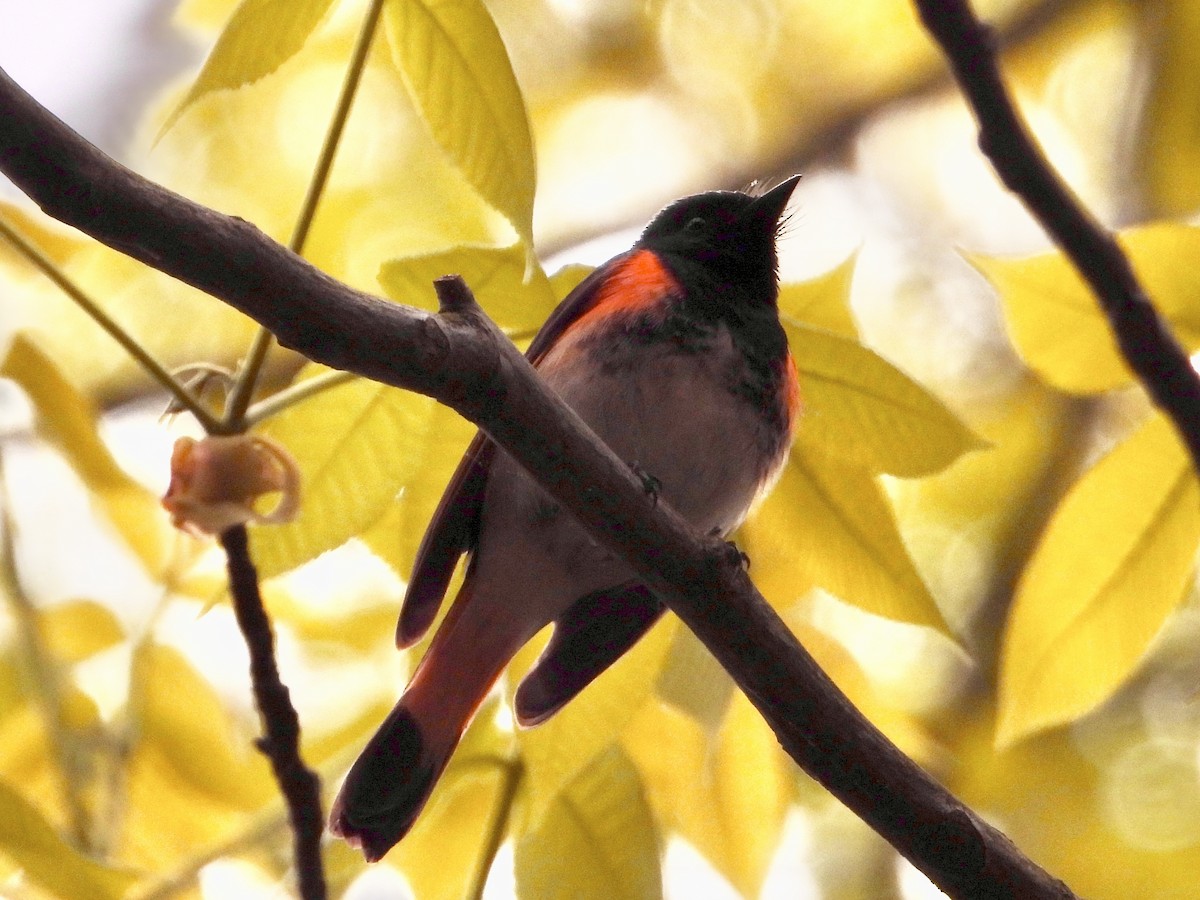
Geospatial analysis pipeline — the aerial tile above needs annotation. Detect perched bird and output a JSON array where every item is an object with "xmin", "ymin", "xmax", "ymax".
[{"xmin": 331, "ymin": 176, "xmax": 802, "ymax": 860}]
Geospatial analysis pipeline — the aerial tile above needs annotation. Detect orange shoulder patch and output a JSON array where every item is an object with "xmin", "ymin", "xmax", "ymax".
[
  {"xmin": 578, "ymin": 249, "xmax": 680, "ymax": 328},
  {"xmin": 783, "ymin": 352, "xmax": 802, "ymax": 434}
]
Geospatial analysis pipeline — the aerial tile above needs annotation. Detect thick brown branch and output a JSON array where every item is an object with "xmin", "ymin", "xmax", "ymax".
[
  {"xmin": 914, "ymin": 0, "xmax": 1200, "ymax": 473},
  {"xmin": 220, "ymin": 526, "xmax": 326, "ymax": 900},
  {"xmin": 0, "ymin": 67, "xmax": 1076, "ymax": 898}
]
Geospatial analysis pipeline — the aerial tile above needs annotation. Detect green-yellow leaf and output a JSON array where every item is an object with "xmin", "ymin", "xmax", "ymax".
[
  {"xmin": 0, "ymin": 779, "xmax": 136, "ymax": 900},
  {"xmin": 739, "ymin": 445, "xmax": 948, "ymax": 633},
  {"xmin": 778, "ymin": 254, "xmax": 859, "ymax": 339},
  {"xmin": 0, "ymin": 334, "xmax": 173, "ymax": 576},
  {"xmin": 161, "ymin": 0, "xmax": 338, "ymax": 134},
  {"xmin": 382, "ymin": 0, "xmax": 537, "ymax": 249},
  {"xmin": 975, "ymin": 224, "xmax": 1200, "ymax": 394},
  {"xmin": 378, "ymin": 243, "xmax": 556, "ymax": 337},
  {"xmin": 997, "ymin": 414, "xmax": 1200, "ymax": 747},
  {"xmin": 787, "ymin": 323, "xmax": 984, "ymax": 477},
  {"xmin": 250, "ymin": 367, "xmax": 435, "ymax": 578},
  {"xmin": 515, "ymin": 744, "xmax": 661, "ymax": 900},
  {"xmin": 513, "ymin": 617, "xmax": 676, "ymax": 829}
]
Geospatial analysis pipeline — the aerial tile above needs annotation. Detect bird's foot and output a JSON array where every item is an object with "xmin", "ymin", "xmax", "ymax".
[
  {"xmin": 710, "ymin": 529, "xmax": 750, "ymax": 570},
  {"xmin": 629, "ymin": 461, "xmax": 661, "ymax": 506}
]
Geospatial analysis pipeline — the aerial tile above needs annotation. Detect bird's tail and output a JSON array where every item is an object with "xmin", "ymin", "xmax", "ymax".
[{"xmin": 330, "ymin": 577, "xmax": 514, "ymax": 861}]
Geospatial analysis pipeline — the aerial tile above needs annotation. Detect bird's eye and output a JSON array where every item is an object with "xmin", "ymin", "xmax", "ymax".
[{"xmin": 685, "ymin": 216, "xmax": 706, "ymax": 231}]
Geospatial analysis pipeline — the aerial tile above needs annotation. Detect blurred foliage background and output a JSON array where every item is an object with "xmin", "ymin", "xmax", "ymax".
[{"xmin": 3, "ymin": 0, "xmax": 1200, "ymax": 897}]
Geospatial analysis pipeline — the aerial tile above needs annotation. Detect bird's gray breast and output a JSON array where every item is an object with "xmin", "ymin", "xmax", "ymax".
[{"xmin": 540, "ymin": 321, "xmax": 773, "ymax": 536}]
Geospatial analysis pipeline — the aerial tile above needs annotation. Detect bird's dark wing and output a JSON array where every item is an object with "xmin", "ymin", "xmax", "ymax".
[
  {"xmin": 396, "ymin": 433, "xmax": 494, "ymax": 647},
  {"xmin": 396, "ymin": 253, "xmax": 643, "ymax": 648},
  {"xmin": 513, "ymin": 581, "xmax": 665, "ymax": 726}
]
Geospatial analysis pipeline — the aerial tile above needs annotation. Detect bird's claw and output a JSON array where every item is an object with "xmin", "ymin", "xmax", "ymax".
[
  {"xmin": 713, "ymin": 533, "xmax": 750, "ymax": 570},
  {"xmin": 629, "ymin": 461, "xmax": 661, "ymax": 506}
]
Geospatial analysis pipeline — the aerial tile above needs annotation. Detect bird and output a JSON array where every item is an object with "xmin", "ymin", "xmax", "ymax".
[{"xmin": 330, "ymin": 175, "xmax": 803, "ymax": 861}]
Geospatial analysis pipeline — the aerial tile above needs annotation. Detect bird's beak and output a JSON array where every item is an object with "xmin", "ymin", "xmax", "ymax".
[{"xmin": 748, "ymin": 174, "xmax": 801, "ymax": 227}]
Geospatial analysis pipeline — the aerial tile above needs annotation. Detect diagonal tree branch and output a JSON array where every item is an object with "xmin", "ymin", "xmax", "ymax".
[
  {"xmin": 913, "ymin": 0, "xmax": 1200, "ymax": 474},
  {"xmin": 0, "ymin": 66, "xmax": 1076, "ymax": 898}
]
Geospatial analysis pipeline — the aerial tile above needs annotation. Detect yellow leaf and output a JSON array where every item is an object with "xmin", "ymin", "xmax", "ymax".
[
  {"xmin": 0, "ymin": 779, "xmax": 136, "ymax": 900},
  {"xmin": 267, "ymin": 588, "xmax": 399, "ymax": 653},
  {"xmin": 15, "ymin": 247, "xmax": 261, "ymax": 402},
  {"xmin": 0, "ymin": 201, "xmax": 87, "ymax": 267},
  {"xmin": 739, "ymin": 446, "xmax": 948, "ymax": 633},
  {"xmin": 711, "ymin": 692, "xmax": 790, "ymax": 896},
  {"xmin": 654, "ymin": 626, "xmax": 733, "ymax": 737},
  {"xmin": 117, "ymin": 741, "xmax": 256, "ymax": 873},
  {"xmin": 787, "ymin": 323, "xmax": 985, "ymax": 477},
  {"xmin": 547, "ymin": 263, "xmax": 593, "ymax": 302},
  {"xmin": 887, "ymin": 376, "xmax": 1077, "ymax": 630},
  {"xmin": 997, "ymin": 415, "xmax": 1200, "ymax": 747},
  {"xmin": 515, "ymin": 745, "xmax": 661, "ymax": 900},
  {"xmin": 1140, "ymin": 1, "xmax": 1200, "ymax": 218},
  {"xmin": 785, "ymin": 616, "xmax": 937, "ymax": 763},
  {"xmin": 250, "ymin": 368, "xmax": 437, "ymax": 578},
  {"xmin": 621, "ymin": 695, "xmax": 787, "ymax": 899},
  {"xmin": 975, "ymin": 225, "xmax": 1200, "ymax": 394},
  {"xmin": 513, "ymin": 617, "xmax": 676, "ymax": 829},
  {"xmin": 358, "ymin": 399, "xmax": 477, "ymax": 582},
  {"xmin": 39, "ymin": 600, "xmax": 125, "ymax": 664},
  {"xmin": 778, "ymin": 254, "xmax": 859, "ymax": 339},
  {"xmin": 953, "ymin": 705, "xmax": 1200, "ymax": 900},
  {"xmin": 175, "ymin": 0, "xmax": 241, "ymax": 32},
  {"xmin": 131, "ymin": 643, "xmax": 275, "ymax": 809},
  {"xmin": 390, "ymin": 762, "xmax": 506, "ymax": 895},
  {"xmin": 0, "ymin": 334, "xmax": 173, "ymax": 576},
  {"xmin": 381, "ymin": 0, "xmax": 537, "ymax": 249},
  {"xmin": 378, "ymin": 243, "xmax": 557, "ymax": 337},
  {"xmin": 162, "ymin": 0, "xmax": 339, "ymax": 134}
]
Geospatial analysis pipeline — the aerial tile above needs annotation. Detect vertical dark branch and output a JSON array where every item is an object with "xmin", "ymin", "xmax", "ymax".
[
  {"xmin": 220, "ymin": 526, "xmax": 326, "ymax": 900},
  {"xmin": 913, "ymin": 0, "xmax": 1200, "ymax": 472}
]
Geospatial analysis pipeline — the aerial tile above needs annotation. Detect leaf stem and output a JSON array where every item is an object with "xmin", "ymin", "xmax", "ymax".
[
  {"xmin": 0, "ymin": 449, "xmax": 94, "ymax": 848},
  {"xmin": 224, "ymin": 0, "xmax": 388, "ymax": 427},
  {"xmin": 0, "ymin": 214, "xmax": 223, "ymax": 434},
  {"xmin": 467, "ymin": 757, "xmax": 523, "ymax": 900},
  {"xmin": 243, "ymin": 369, "xmax": 359, "ymax": 428}
]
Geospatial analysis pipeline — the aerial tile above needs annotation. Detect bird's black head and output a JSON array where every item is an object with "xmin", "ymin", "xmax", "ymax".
[{"xmin": 636, "ymin": 175, "xmax": 799, "ymax": 309}]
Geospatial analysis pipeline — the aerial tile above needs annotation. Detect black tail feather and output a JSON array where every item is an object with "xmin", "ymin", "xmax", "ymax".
[{"xmin": 330, "ymin": 706, "xmax": 445, "ymax": 861}]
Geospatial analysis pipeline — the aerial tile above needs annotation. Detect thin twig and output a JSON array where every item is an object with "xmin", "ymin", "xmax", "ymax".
[
  {"xmin": 913, "ymin": 0, "xmax": 1200, "ymax": 474},
  {"xmin": 219, "ymin": 525, "xmax": 326, "ymax": 900},
  {"xmin": 243, "ymin": 369, "xmax": 358, "ymax": 427},
  {"xmin": 0, "ymin": 214, "xmax": 222, "ymax": 433},
  {"xmin": 225, "ymin": 0, "xmax": 388, "ymax": 425},
  {"xmin": 467, "ymin": 758, "xmax": 523, "ymax": 900}
]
